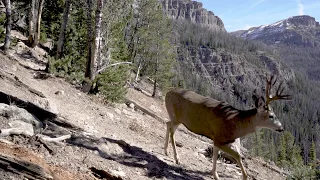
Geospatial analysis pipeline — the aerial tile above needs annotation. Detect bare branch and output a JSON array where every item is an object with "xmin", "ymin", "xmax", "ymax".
[
  {"xmin": 96, "ymin": 62, "xmax": 132, "ymax": 75},
  {"xmin": 37, "ymin": 134, "xmax": 71, "ymax": 143}
]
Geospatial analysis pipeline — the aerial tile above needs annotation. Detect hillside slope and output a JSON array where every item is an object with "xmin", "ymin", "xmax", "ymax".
[{"xmin": 0, "ymin": 33, "xmax": 287, "ymax": 179}]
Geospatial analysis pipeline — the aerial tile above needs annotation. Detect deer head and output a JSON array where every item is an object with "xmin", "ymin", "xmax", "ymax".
[{"xmin": 252, "ymin": 75, "xmax": 292, "ymax": 132}]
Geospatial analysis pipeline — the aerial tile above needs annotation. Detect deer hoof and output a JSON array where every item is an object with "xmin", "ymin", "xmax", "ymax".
[
  {"xmin": 175, "ymin": 158, "xmax": 180, "ymax": 164},
  {"xmin": 211, "ymin": 170, "xmax": 220, "ymax": 180},
  {"xmin": 242, "ymin": 174, "xmax": 248, "ymax": 180}
]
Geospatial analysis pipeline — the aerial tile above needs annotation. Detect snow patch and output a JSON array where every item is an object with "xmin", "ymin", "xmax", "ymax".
[{"xmin": 270, "ymin": 20, "xmax": 283, "ymax": 27}]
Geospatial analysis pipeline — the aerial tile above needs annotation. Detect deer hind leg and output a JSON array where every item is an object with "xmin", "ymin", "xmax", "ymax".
[
  {"xmin": 211, "ymin": 146, "xmax": 220, "ymax": 180},
  {"xmin": 164, "ymin": 122, "xmax": 171, "ymax": 155},
  {"xmin": 164, "ymin": 121, "xmax": 180, "ymax": 164},
  {"xmin": 216, "ymin": 143, "xmax": 247, "ymax": 180}
]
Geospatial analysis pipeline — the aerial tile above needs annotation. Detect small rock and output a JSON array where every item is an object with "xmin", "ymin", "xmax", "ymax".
[
  {"xmin": 118, "ymin": 103, "xmax": 127, "ymax": 110},
  {"xmin": 122, "ymin": 109, "xmax": 129, "ymax": 115},
  {"xmin": 106, "ymin": 112, "xmax": 114, "ymax": 120},
  {"xmin": 199, "ymin": 153, "xmax": 206, "ymax": 159},
  {"xmin": 110, "ymin": 168, "xmax": 126, "ymax": 178},
  {"xmin": 129, "ymin": 103, "xmax": 135, "ymax": 109},
  {"xmin": 93, "ymin": 150, "xmax": 99, "ymax": 155},
  {"xmin": 110, "ymin": 134, "xmax": 117, "ymax": 139},
  {"xmin": 33, "ymin": 72, "xmax": 51, "ymax": 79},
  {"xmin": 115, "ymin": 108, "xmax": 121, "ymax": 115},
  {"xmin": 55, "ymin": 90, "xmax": 65, "ymax": 95},
  {"xmin": 176, "ymin": 141, "xmax": 183, "ymax": 147}
]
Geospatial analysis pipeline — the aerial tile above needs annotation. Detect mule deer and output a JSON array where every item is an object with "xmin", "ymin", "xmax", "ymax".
[{"xmin": 164, "ymin": 76, "xmax": 291, "ymax": 180}]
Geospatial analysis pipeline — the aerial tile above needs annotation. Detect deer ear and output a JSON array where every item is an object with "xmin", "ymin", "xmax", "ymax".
[
  {"xmin": 252, "ymin": 89, "xmax": 258, "ymax": 102},
  {"xmin": 255, "ymin": 96, "xmax": 265, "ymax": 108}
]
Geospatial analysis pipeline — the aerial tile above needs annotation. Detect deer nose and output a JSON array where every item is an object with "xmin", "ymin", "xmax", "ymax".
[{"xmin": 276, "ymin": 128, "xmax": 284, "ymax": 133}]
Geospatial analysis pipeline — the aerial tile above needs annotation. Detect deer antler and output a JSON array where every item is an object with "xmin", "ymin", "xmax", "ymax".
[{"xmin": 266, "ymin": 75, "xmax": 292, "ymax": 105}]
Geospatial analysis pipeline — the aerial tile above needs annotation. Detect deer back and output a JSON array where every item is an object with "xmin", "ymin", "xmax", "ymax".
[{"xmin": 165, "ymin": 89, "xmax": 241, "ymax": 141}]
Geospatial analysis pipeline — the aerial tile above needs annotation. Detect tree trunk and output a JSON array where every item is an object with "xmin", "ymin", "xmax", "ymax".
[
  {"xmin": 152, "ymin": 57, "xmax": 159, "ymax": 97},
  {"xmin": 31, "ymin": 0, "xmax": 44, "ymax": 48},
  {"xmin": 89, "ymin": 0, "xmax": 103, "ymax": 81},
  {"xmin": 84, "ymin": 0, "xmax": 93, "ymax": 79},
  {"xmin": 2, "ymin": 0, "xmax": 11, "ymax": 51},
  {"xmin": 56, "ymin": 0, "xmax": 71, "ymax": 59},
  {"xmin": 28, "ymin": 0, "xmax": 35, "ymax": 45},
  {"xmin": 152, "ymin": 44, "xmax": 159, "ymax": 98},
  {"xmin": 135, "ymin": 60, "xmax": 142, "ymax": 82}
]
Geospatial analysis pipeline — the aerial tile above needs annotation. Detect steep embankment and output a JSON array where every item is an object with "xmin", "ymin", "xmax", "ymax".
[{"xmin": 0, "ymin": 31, "xmax": 287, "ymax": 179}]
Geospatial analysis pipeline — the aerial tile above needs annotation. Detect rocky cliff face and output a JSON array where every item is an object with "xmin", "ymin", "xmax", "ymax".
[
  {"xmin": 287, "ymin": 15, "xmax": 319, "ymax": 28},
  {"xmin": 160, "ymin": 0, "xmax": 225, "ymax": 32},
  {"xmin": 178, "ymin": 46, "xmax": 294, "ymax": 102}
]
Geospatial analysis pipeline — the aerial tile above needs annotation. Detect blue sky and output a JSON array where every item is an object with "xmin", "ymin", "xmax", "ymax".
[{"xmin": 197, "ymin": 0, "xmax": 320, "ymax": 32}]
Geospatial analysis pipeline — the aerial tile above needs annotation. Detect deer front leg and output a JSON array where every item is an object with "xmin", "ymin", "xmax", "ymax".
[
  {"xmin": 164, "ymin": 122, "xmax": 170, "ymax": 156},
  {"xmin": 211, "ymin": 146, "xmax": 220, "ymax": 180},
  {"xmin": 164, "ymin": 121, "xmax": 180, "ymax": 164},
  {"xmin": 169, "ymin": 124, "xmax": 180, "ymax": 164},
  {"xmin": 216, "ymin": 143, "xmax": 247, "ymax": 180}
]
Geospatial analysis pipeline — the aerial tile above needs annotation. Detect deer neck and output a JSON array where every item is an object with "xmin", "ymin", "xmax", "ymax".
[{"xmin": 233, "ymin": 108, "xmax": 259, "ymax": 138}]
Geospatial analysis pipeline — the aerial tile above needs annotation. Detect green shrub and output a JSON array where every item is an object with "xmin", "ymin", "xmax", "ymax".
[
  {"xmin": 95, "ymin": 66, "xmax": 129, "ymax": 103},
  {"xmin": 48, "ymin": 55, "xmax": 86, "ymax": 84},
  {"xmin": 40, "ymin": 32, "xmax": 48, "ymax": 44},
  {"xmin": 287, "ymin": 166, "xmax": 317, "ymax": 180}
]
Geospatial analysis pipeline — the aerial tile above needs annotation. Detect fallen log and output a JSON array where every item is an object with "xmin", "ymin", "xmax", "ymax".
[
  {"xmin": 0, "ymin": 70, "xmax": 45, "ymax": 98},
  {"xmin": 14, "ymin": 76, "xmax": 46, "ymax": 98},
  {"xmin": 0, "ymin": 128, "xmax": 34, "ymax": 137},
  {"xmin": 0, "ymin": 153, "xmax": 53, "ymax": 180},
  {"xmin": 37, "ymin": 134, "xmax": 71, "ymax": 143},
  {"xmin": 90, "ymin": 167, "xmax": 123, "ymax": 180},
  {"xmin": 0, "ymin": 91, "xmax": 82, "ymax": 131},
  {"xmin": 125, "ymin": 98, "xmax": 166, "ymax": 123}
]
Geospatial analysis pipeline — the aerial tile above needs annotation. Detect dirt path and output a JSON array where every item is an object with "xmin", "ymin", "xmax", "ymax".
[{"xmin": 0, "ymin": 39, "xmax": 287, "ymax": 180}]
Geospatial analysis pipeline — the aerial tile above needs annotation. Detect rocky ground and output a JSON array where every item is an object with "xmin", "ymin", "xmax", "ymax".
[{"xmin": 0, "ymin": 31, "xmax": 288, "ymax": 180}]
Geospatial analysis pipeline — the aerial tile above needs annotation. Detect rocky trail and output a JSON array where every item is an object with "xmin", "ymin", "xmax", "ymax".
[{"xmin": 0, "ymin": 31, "xmax": 287, "ymax": 180}]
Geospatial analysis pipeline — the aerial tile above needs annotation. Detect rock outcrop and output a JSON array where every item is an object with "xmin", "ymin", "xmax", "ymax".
[
  {"xmin": 177, "ymin": 46, "xmax": 295, "ymax": 102},
  {"xmin": 160, "ymin": 0, "xmax": 225, "ymax": 32}
]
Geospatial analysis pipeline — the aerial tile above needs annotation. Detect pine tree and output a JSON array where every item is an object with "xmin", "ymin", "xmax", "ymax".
[
  {"xmin": 130, "ymin": 0, "xmax": 176, "ymax": 97},
  {"xmin": 252, "ymin": 131, "xmax": 263, "ymax": 157},
  {"xmin": 309, "ymin": 140, "xmax": 317, "ymax": 165},
  {"xmin": 278, "ymin": 132, "xmax": 287, "ymax": 165},
  {"xmin": 94, "ymin": 0, "xmax": 133, "ymax": 102}
]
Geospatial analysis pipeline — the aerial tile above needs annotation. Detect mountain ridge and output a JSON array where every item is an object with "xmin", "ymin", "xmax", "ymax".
[{"xmin": 231, "ymin": 15, "xmax": 320, "ymax": 47}]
